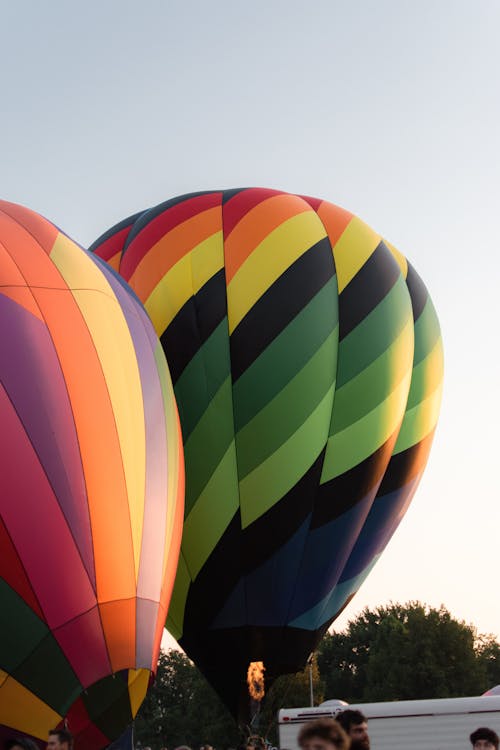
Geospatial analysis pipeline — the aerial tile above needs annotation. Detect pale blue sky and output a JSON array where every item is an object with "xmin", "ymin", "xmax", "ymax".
[{"xmin": 2, "ymin": 1, "xmax": 499, "ymax": 641}]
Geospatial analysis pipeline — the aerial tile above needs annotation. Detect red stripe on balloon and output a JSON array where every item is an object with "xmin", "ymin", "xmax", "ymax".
[
  {"xmin": 0, "ymin": 515, "xmax": 45, "ymax": 621},
  {"xmin": 222, "ymin": 187, "xmax": 284, "ymax": 239},
  {"xmin": 54, "ymin": 605, "xmax": 111, "ymax": 688},
  {"xmin": 121, "ymin": 192, "xmax": 221, "ymax": 279},
  {"xmin": 0, "ymin": 385, "xmax": 97, "ymax": 630}
]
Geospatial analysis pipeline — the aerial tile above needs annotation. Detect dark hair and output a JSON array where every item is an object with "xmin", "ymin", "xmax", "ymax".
[
  {"xmin": 4, "ymin": 740, "xmax": 39, "ymax": 750},
  {"xmin": 297, "ymin": 718, "xmax": 350, "ymax": 750},
  {"xmin": 470, "ymin": 728, "xmax": 499, "ymax": 748},
  {"xmin": 335, "ymin": 710, "xmax": 367, "ymax": 733},
  {"xmin": 48, "ymin": 729, "xmax": 74, "ymax": 749}
]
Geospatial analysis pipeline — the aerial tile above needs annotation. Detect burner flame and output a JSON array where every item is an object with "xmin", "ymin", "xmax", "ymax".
[{"xmin": 247, "ymin": 661, "xmax": 266, "ymax": 701}]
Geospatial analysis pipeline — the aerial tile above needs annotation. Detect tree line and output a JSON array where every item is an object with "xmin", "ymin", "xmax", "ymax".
[{"xmin": 135, "ymin": 602, "xmax": 500, "ymax": 749}]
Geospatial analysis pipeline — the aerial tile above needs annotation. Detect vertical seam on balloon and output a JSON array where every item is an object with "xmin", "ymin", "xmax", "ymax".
[
  {"xmin": 181, "ymin": 194, "xmax": 223, "ymax": 582},
  {"xmin": 314, "ymin": 242, "xmax": 413, "ymax": 631},
  {"xmin": 221, "ymin": 189, "xmax": 249, "ymax": 634},
  {"xmin": 0, "ymin": 223, "xmax": 98, "ymax": 600},
  {"xmin": 132, "ymin": 298, "xmax": 170, "ymax": 662},
  {"xmin": 281, "ymin": 198, "xmax": 339, "ymax": 632},
  {"xmin": 183, "ymin": 216, "xmax": 205, "ymax": 585}
]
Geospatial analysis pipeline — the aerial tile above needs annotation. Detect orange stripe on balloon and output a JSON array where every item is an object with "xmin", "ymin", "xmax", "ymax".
[
  {"xmin": 224, "ymin": 193, "xmax": 312, "ymax": 283},
  {"xmin": 0, "ymin": 201, "xmax": 58, "ymax": 254},
  {"xmin": 0, "ymin": 286, "xmax": 44, "ymax": 321},
  {"xmin": 93, "ymin": 226, "xmax": 130, "ymax": 270},
  {"xmin": 153, "ymin": 414, "xmax": 185, "ymax": 665},
  {"xmin": 316, "ymin": 200, "xmax": 354, "ymax": 248},
  {"xmin": 99, "ymin": 598, "xmax": 136, "ymax": 672},
  {"xmin": 126, "ymin": 207, "xmax": 221, "ymax": 303},
  {"xmin": 30, "ymin": 287, "xmax": 137, "ymax": 603},
  {"xmin": 0, "ymin": 214, "xmax": 66, "ymax": 287}
]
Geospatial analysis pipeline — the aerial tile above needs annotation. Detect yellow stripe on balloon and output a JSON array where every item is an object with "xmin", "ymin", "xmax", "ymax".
[
  {"xmin": 393, "ymin": 379, "xmax": 443, "ymax": 454},
  {"xmin": 128, "ymin": 668, "xmax": 150, "ymax": 717},
  {"xmin": 385, "ymin": 239, "xmax": 408, "ymax": 279},
  {"xmin": 154, "ymin": 343, "xmax": 183, "ymax": 586},
  {"xmin": 51, "ymin": 234, "xmax": 147, "ymax": 584},
  {"xmin": 227, "ymin": 211, "xmax": 327, "ymax": 333},
  {"xmin": 0, "ymin": 673, "xmax": 62, "ymax": 739},
  {"xmin": 74, "ymin": 289, "xmax": 146, "ymax": 583},
  {"xmin": 50, "ymin": 233, "xmax": 118, "ymax": 299},
  {"xmin": 333, "ymin": 216, "xmax": 382, "ymax": 293},
  {"xmin": 144, "ymin": 231, "xmax": 223, "ymax": 337},
  {"xmin": 408, "ymin": 337, "xmax": 445, "ymax": 406},
  {"xmin": 323, "ymin": 365, "xmax": 413, "ymax": 482}
]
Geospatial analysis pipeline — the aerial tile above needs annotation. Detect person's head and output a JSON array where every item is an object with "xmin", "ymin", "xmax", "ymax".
[
  {"xmin": 297, "ymin": 718, "xmax": 350, "ymax": 750},
  {"xmin": 246, "ymin": 736, "xmax": 265, "ymax": 750},
  {"xmin": 335, "ymin": 711, "xmax": 369, "ymax": 750},
  {"xmin": 470, "ymin": 728, "xmax": 500, "ymax": 750},
  {"xmin": 5, "ymin": 740, "xmax": 39, "ymax": 750},
  {"xmin": 47, "ymin": 729, "xmax": 73, "ymax": 750}
]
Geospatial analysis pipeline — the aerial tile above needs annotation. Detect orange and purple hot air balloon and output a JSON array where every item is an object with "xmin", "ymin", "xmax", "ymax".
[{"xmin": 0, "ymin": 201, "xmax": 184, "ymax": 748}]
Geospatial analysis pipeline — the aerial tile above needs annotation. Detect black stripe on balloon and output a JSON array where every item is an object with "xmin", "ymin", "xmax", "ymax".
[
  {"xmin": 82, "ymin": 670, "xmax": 133, "ymax": 736},
  {"xmin": 180, "ymin": 451, "xmax": 326, "ymax": 636},
  {"xmin": 376, "ymin": 430, "xmax": 434, "ymax": 496},
  {"xmin": 222, "ymin": 188, "xmax": 247, "ymax": 204},
  {"xmin": 179, "ymin": 623, "xmax": 330, "ymax": 721},
  {"xmin": 339, "ymin": 240, "xmax": 401, "ymax": 341},
  {"xmin": 182, "ymin": 510, "xmax": 243, "ymax": 633},
  {"xmin": 241, "ymin": 449, "xmax": 325, "ymax": 575},
  {"xmin": 160, "ymin": 269, "xmax": 227, "ymax": 384},
  {"xmin": 311, "ymin": 437, "xmax": 396, "ymax": 529},
  {"xmin": 405, "ymin": 261, "xmax": 429, "ymax": 322},
  {"xmin": 124, "ymin": 190, "xmax": 219, "ymax": 248},
  {"xmin": 88, "ymin": 211, "xmax": 144, "ymax": 254},
  {"xmin": 230, "ymin": 236, "xmax": 335, "ymax": 382}
]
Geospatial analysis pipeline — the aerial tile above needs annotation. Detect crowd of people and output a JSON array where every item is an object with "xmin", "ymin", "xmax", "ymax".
[
  {"xmin": 295, "ymin": 710, "xmax": 500, "ymax": 750},
  {"xmin": 2, "ymin": 717, "xmax": 500, "ymax": 750}
]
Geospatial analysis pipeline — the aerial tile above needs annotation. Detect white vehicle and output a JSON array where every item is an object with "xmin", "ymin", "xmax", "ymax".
[{"xmin": 278, "ymin": 695, "xmax": 500, "ymax": 750}]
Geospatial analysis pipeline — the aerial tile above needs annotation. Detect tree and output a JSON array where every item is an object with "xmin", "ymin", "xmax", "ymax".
[
  {"xmin": 317, "ymin": 602, "xmax": 493, "ymax": 702},
  {"xmin": 258, "ymin": 655, "xmax": 324, "ymax": 745},
  {"xmin": 134, "ymin": 649, "xmax": 240, "ymax": 750},
  {"xmin": 477, "ymin": 634, "xmax": 500, "ymax": 689}
]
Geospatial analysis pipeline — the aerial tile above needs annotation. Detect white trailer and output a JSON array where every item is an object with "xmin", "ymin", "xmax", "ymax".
[{"xmin": 278, "ymin": 695, "xmax": 500, "ymax": 750}]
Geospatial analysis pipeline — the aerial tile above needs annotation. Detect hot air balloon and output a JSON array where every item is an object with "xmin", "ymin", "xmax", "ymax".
[
  {"xmin": 91, "ymin": 188, "xmax": 443, "ymax": 719},
  {"xmin": 0, "ymin": 201, "xmax": 184, "ymax": 748}
]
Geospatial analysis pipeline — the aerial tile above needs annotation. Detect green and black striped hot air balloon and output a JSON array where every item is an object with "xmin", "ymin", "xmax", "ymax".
[{"xmin": 91, "ymin": 188, "xmax": 443, "ymax": 720}]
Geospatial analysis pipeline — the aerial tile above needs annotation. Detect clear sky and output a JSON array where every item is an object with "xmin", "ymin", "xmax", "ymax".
[{"xmin": 2, "ymin": 1, "xmax": 499, "ymax": 641}]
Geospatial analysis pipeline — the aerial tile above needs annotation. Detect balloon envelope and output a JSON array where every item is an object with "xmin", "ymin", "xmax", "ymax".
[
  {"xmin": 0, "ymin": 201, "xmax": 184, "ymax": 747},
  {"xmin": 91, "ymin": 188, "xmax": 443, "ymax": 718}
]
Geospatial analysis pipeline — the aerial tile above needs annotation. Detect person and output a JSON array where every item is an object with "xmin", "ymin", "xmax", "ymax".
[
  {"xmin": 470, "ymin": 728, "xmax": 500, "ymax": 750},
  {"xmin": 46, "ymin": 729, "xmax": 73, "ymax": 750},
  {"xmin": 297, "ymin": 717, "xmax": 350, "ymax": 750},
  {"xmin": 4, "ymin": 739, "xmax": 39, "ymax": 750},
  {"xmin": 246, "ymin": 737, "xmax": 265, "ymax": 750},
  {"xmin": 335, "ymin": 710, "xmax": 369, "ymax": 750}
]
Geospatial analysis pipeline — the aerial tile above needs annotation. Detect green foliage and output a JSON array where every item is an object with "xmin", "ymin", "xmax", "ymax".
[
  {"xmin": 135, "ymin": 649, "xmax": 240, "ymax": 750},
  {"xmin": 134, "ymin": 604, "xmax": 500, "ymax": 749},
  {"xmin": 317, "ymin": 601, "xmax": 493, "ymax": 702},
  {"xmin": 477, "ymin": 634, "xmax": 500, "ymax": 688},
  {"xmin": 258, "ymin": 655, "xmax": 324, "ymax": 745}
]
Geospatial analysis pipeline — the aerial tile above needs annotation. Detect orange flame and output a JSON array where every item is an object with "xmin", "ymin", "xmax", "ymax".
[{"xmin": 247, "ymin": 661, "xmax": 266, "ymax": 701}]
